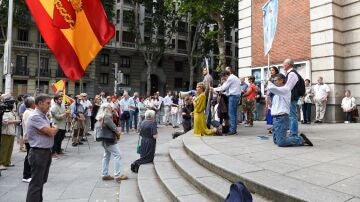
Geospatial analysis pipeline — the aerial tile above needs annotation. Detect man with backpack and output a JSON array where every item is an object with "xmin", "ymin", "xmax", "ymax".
[{"xmin": 283, "ymin": 58, "xmax": 306, "ymax": 138}]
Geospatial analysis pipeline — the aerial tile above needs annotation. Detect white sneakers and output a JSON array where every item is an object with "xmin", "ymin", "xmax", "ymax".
[
  {"xmin": 0, "ymin": 165, "xmax": 7, "ymax": 170},
  {"xmin": 22, "ymin": 178, "xmax": 32, "ymax": 183},
  {"xmin": 344, "ymin": 121, "xmax": 350, "ymax": 124}
]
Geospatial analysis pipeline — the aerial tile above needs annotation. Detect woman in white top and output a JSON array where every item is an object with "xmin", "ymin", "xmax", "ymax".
[{"xmin": 341, "ymin": 90, "xmax": 356, "ymax": 123}]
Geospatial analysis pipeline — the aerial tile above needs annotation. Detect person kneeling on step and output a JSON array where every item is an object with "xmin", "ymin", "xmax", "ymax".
[{"xmin": 267, "ymin": 74, "xmax": 313, "ymax": 147}]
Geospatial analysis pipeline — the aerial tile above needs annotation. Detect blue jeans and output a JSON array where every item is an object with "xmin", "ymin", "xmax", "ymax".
[
  {"xmin": 273, "ymin": 115, "xmax": 304, "ymax": 147},
  {"xmin": 101, "ymin": 142, "xmax": 121, "ymax": 177},
  {"xmin": 121, "ymin": 118, "xmax": 130, "ymax": 133},
  {"xmin": 130, "ymin": 110, "xmax": 138, "ymax": 130},
  {"xmin": 289, "ymin": 100, "xmax": 299, "ymax": 136},
  {"xmin": 228, "ymin": 95, "xmax": 241, "ymax": 133}
]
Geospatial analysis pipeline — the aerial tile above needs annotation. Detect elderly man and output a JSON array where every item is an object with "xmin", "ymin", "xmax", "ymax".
[
  {"xmin": 211, "ymin": 70, "xmax": 241, "ymax": 135},
  {"xmin": 283, "ymin": 58, "xmax": 303, "ymax": 137},
  {"xmin": 26, "ymin": 94, "xmax": 58, "ymax": 202},
  {"xmin": 80, "ymin": 93, "xmax": 92, "ymax": 135},
  {"xmin": 129, "ymin": 92, "xmax": 139, "ymax": 131},
  {"xmin": 313, "ymin": 76, "xmax": 330, "ymax": 123}
]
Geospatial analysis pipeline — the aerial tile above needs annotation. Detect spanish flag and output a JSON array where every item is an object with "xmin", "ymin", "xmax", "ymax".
[
  {"xmin": 51, "ymin": 79, "xmax": 66, "ymax": 93},
  {"xmin": 25, "ymin": 0, "xmax": 115, "ymax": 80}
]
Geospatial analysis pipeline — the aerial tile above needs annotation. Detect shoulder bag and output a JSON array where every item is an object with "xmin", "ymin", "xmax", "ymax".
[{"xmin": 95, "ymin": 119, "xmax": 116, "ymax": 142}]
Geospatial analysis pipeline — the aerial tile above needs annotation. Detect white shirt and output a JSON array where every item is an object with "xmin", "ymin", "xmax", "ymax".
[
  {"xmin": 267, "ymin": 82, "xmax": 291, "ymax": 116},
  {"xmin": 129, "ymin": 96, "xmax": 139, "ymax": 111},
  {"xmin": 313, "ymin": 83, "xmax": 330, "ymax": 101},
  {"xmin": 81, "ymin": 100, "xmax": 92, "ymax": 116},
  {"xmin": 213, "ymin": 74, "xmax": 241, "ymax": 96},
  {"xmin": 285, "ymin": 68, "xmax": 299, "ymax": 91},
  {"xmin": 341, "ymin": 97, "xmax": 356, "ymax": 111},
  {"xmin": 163, "ymin": 95, "xmax": 173, "ymax": 106}
]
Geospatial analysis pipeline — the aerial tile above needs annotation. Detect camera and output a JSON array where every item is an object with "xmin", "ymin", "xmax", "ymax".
[{"xmin": 0, "ymin": 98, "xmax": 15, "ymax": 113}]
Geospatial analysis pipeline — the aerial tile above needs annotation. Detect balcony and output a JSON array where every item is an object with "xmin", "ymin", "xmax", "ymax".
[
  {"xmin": 177, "ymin": 49, "xmax": 187, "ymax": 54},
  {"xmin": 122, "ymin": 42, "xmax": 136, "ymax": 48},
  {"xmin": 40, "ymin": 69, "xmax": 51, "ymax": 77},
  {"xmin": 13, "ymin": 68, "xmax": 29, "ymax": 76},
  {"xmin": 56, "ymin": 69, "xmax": 66, "ymax": 77}
]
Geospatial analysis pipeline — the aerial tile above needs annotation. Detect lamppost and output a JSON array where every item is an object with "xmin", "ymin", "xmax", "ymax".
[{"xmin": 2, "ymin": 0, "xmax": 14, "ymax": 94}]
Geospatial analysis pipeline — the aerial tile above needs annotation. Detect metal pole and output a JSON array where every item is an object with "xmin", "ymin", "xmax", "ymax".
[
  {"xmin": 4, "ymin": 0, "xmax": 14, "ymax": 94},
  {"xmin": 113, "ymin": 63, "xmax": 118, "ymax": 96},
  {"xmin": 37, "ymin": 34, "xmax": 41, "ymax": 92}
]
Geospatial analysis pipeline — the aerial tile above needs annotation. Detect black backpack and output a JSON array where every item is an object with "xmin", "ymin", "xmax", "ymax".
[
  {"xmin": 225, "ymin": 181, "xmax": 253, "ymax": 202},
  {"xmin": 286, "ymin": 70, "xmax": 305, "ymax": 101}
]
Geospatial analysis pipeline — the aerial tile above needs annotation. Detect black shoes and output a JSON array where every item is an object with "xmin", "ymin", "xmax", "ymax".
[
  {"xmin": 300, "ymin": 133, "xmax": 313, "ymax": 146},
  {"xmin": 314, "ymin": 120, "xmax": 323, "ymax": 123}
]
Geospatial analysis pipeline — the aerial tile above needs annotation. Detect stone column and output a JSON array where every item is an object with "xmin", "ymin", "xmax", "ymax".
[{"xmin": 238, "ymin": 0, "xmax": 252, "ymax": 77}]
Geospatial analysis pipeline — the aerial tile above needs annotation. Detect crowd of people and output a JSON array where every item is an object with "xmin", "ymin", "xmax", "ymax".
[{"xmin": 0, "ymin": 57, "xmax": 358, "ymax": 201}]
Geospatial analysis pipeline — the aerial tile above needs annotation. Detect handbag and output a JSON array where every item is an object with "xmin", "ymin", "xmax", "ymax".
[
  {"xmin": 136, "ymin": 135, "xmax": 141, "ymax": 154},
  {"xmin": 352, "ymin": 107, "xmax": 359, "ymax": 118}
]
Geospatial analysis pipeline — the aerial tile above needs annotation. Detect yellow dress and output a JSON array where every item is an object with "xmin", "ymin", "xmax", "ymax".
[{"xmin": 193, "ymin": 93, "xmax": 214, "ymax": 136}]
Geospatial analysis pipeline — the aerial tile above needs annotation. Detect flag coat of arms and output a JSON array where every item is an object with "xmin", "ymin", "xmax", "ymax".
[
  {"xmin": 25, "ymin": 0, "xmax": 115, "ymax": 80},
  {"xmin": 263, "ymin": 0, "xmax": 278, "ymax": 55}
]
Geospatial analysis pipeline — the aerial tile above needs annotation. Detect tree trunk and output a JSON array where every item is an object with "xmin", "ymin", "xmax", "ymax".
[
  {"xmin": 210, "ymin": 12, "xmax": 226, "ymax": 71},
  {"xmin": 187, "ymin": 18, "xmax": 203, "ymax": 90}
]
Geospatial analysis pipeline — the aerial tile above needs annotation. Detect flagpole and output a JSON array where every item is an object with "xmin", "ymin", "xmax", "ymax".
[{"xmin": 4, "ymin": 0, "xmax": 14, "ymax": 94}]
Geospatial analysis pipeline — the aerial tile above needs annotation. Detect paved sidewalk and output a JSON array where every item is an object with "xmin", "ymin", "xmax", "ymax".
[
  {"xmin": 198, "ymin": 122, "xmax": 360, "ymax": 201},
  {"xmin": 0, "ymin": 125, "xmax": 174, "ymax": 202}
]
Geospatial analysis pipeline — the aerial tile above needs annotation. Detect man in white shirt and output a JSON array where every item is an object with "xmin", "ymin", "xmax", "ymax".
[
  {"xmin": 80, "ymin": 93, "xmax": 92, "ymax": 135},
  {"xmin": 162, "ymin": 91, "xmax": 173, "ymax": 126},
  {"xmin": 313, "ymin": 76, "xmax": 330, "ymax": 123},
  {"xmin": 129, "ymin": 92, "xmax": 139, "ymax": 131},
  {"xmin": 211, "ymin": 70, "xmax": 241, "ymax": 135},
  {"xmin": 267, "ymin": 74, "xmax": 313, "ymax": 147}
]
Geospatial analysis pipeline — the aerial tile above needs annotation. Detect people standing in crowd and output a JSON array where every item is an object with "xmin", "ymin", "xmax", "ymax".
[
  {"xmin": 0, "ymin": 98, "xmax": 21, "ymax": 170},
  {"xmin": 242, "ymin": 76, "xmax": 257, "ymax": 127},
  {"xmin": 195, "ymin": 82, "xmax": 219, "ymax": 136},
  {"xmin": 341, "ymin": 90, "xmax": 356, "ymax": 123},
  {"xmin": 283, "ymin": 58, "xmax": 303, "ymax": 137},
  {"xmin": 70, "ymin": 95, "xmax": 85, "ymax": 146},
  {"xmin": 239, "ymin": 77, "xmax": 248, "ymax": 124},
  {"xmin": 129, "ymin": 92, "xmax": 139, "ymax": 131},
  {"xmin": 313, "ymin": 76, "xmax": 330, "ymax": 123},
  {"xmin": 99, "ymin": 91, "xmax": 107, "ymax": 104},
  {"xmin": 91, "ymin": 96, "xmax": 101, "ymax": 130},
  {"xmin": 171, "ymin": 92, "xmax": 180, "ymax": 128},
  {"xmin": 120, "ymin": 92, "xmax": 131, "ymax": 134},
  {"xmin": 80, "ymin": 93, "xmax": 92, "ymax": 136},
  {"xmin": 267, "ymin": 74, "xmax": 313, "ymax": 147},
  {"xmin": 212, "ymin": 71, "xmax": 241, "ymax": 135},
  {"xmin": 154, "ymin": 92, "xmax": 163, "ymax": 125},
  {"xmin": 26, "ymin": 94, "xmax": 58, "ymax": 202},
  {"xmin": 163, "ymin": 91, "xmax": 173, "ymax": 126},
  {"xmin": 16, "ymin": 94, "xmax": 26, "ymax": 152},
  {"xmin": 131, "ymin": 110, "xmax": 158, "ymax": 173},
  {"xmin": 21, "ymin": 97, "xmax": 35, "ymax": 183},
  {"xmin": 302, "ymin": 79, "xmax": 314, "ymax": 124},
  {"xmin": 50, "ymin": 94, "xmax": 69, "ymax": 158},
  {"xmin": 177, "ymin": 95, "xmax": 184, "ymax": 127},
  {"xmin": 181, "ymin": 96, "xmax": 194, "ymax": 133},
  {"xmin": 253, "ymin": 85, "xmax": 262, "ymax": 121},
  {"xmin": 137, "ymin": 96, "xmax": 147, "ymax": 131},
  {"xmin": 95, "ymin": 103, "xmax": 127, "ymax": 182},
  {"xmin": 265, "ymin": 66, "xmax": 279, "ymax": 134}
]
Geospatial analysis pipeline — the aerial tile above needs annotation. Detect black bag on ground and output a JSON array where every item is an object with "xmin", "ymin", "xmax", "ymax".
[{"xmin": 225, "ymin": 181, "xmax": 253, "ymax": 202}]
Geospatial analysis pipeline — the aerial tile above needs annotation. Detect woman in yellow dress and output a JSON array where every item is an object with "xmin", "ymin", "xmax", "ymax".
[{"xmin": 193, "ymin": 82, "xmax": 217, "ymax": 136}]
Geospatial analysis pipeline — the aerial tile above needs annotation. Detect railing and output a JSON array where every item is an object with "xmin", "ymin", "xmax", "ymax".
[
  {"xmin": 56, "ymin": 69, "xmax": 66, "ymax": 77},
  {"xmin": 13, "ymin": 40, "xmax": 34, "ymax": 48},
  {"xmin": 178, "ymin": 49, "xmax": 187, "ymax": 54},
  {"xmin": 122, "ymin": 42, "xmax": 136, "ymax": 48},
  {"xmin": 40, "ymin": 69, "xmax": 51, "ymax": 77},
  {"xmin": 13, "ymin": 68, "xmax": 29, "ymax": 76}
]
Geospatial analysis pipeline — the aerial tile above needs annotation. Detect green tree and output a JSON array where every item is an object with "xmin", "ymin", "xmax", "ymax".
[
  {"xmin": 133, "ymin": 0, "xmax": 182, "ymax": 95},
  {"xmin": 179, "ymin": 0, "xmax": 238, "ymax": 72},
  {"xmin": 101, "ymin": 0, "xmax": 115, "ymax": 21}
]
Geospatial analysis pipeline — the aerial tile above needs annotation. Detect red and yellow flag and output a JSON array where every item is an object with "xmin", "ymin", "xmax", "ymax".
[
  {"xmin": 51, "ymin": 79, "xmax": 66, "ymax": 93},
  {"xmin": 25, "ymin": 0, "xmax": 115, "ymax": 80}
]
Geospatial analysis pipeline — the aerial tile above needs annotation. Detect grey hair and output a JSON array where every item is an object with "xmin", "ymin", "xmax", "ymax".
[
  {"xmin": 95, "ymin": 103, "xmax": 112, "ymax": 121},
  {"xmin": 145, "ymin": 110, "xmax": 156, "ymax": 120},
  {"xmin": 283, "ymin": 58, "xmax": 294, "ymax": 67},
  {"xmin": 24, "ymin": 97, "xmax": 35, "ymax": 108}
]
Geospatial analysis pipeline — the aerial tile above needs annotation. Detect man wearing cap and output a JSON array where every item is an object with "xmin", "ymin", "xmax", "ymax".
[
  {"xmin": 70, "ymin": 95, "xmax": 85, "ymax": 146},
  {"xmin": 80, "ymin": 93, "xmax": 92, "ymax": 136}
]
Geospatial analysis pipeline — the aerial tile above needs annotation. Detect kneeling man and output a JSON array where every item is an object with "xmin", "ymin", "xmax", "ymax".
[{"xmin": 267, "ymin": 74, "xmax": 313, "ymax": 147}]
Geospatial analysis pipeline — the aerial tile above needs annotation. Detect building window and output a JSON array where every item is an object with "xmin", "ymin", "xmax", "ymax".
[
  {"xmin": 178, "ymin": 40, "xmax": 186, "ymax": 50},
  {"xmin": 225, "ymin": 43, "xmax": 232, "ymax": 56},
  {"xmin": 101, "ymin": 54, "xmax": 109, "ymax": 66},
  {"xmin": 174, "ymin": 78, "xmax": 183, "ymax": 89},
  {"xmin": 123, "ymin": 10, "xmax": 134, "ymax": 27},
  {"xmin": 116, "ymin": 30, "xmax": 120, "ymax": 42},
  {"xmin": 178, "ymin": 21, "xmax": 187, "ymax": 35},
  {"xmin": 116, "ymin": 9, "xmax": 120, "ymax": 23},
  {"xmin": 40, "ymin": 57, "xmax": 50, "ymax": 76},
  {"xmin": 122, "ymin": 31, "xmax": 135, "ymax": 43},
  {"xmin": 16, "ymin": 55, "xmax": 27, "ymax": 75},
  {"xmin": 123, "ymin": 74, "xmax": 130, "ymax": 85},
  {"xmin": 120, "ymin": 56, "xmax": 130, "ymax": 67},
  {"xmin": 174, "ymin": 61, "xmax": 183, "ymax": 72},
  {"xmin": 18, "ymin": 29, "xmax": 29, "ymax": 41},
  {"xmin": 0, "ymin": 27, "xmax": 6, "ymax": 39},
  {"xmin": 99, "ymin": 73, "xmax": 109, "ymax": 84}
]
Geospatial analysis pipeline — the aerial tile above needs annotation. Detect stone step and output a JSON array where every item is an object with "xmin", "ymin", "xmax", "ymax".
[
  {"xmin": 182, "ymin": 133, "xmax": 353, "ymax": 202},
  {"xmin": 153, "ymin": 141, "xmax": 212, "ymax": 202},
  {"xmin": 119, "ymin": 178, "xmax": 142, "ymax": 202},
  {"xmin": 169, "ymin": 137, "xmax": 269, "ymax": 202},
  {"xmin": 137, "ymin": 163, "xmax": 172, "ymax": 202}
]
